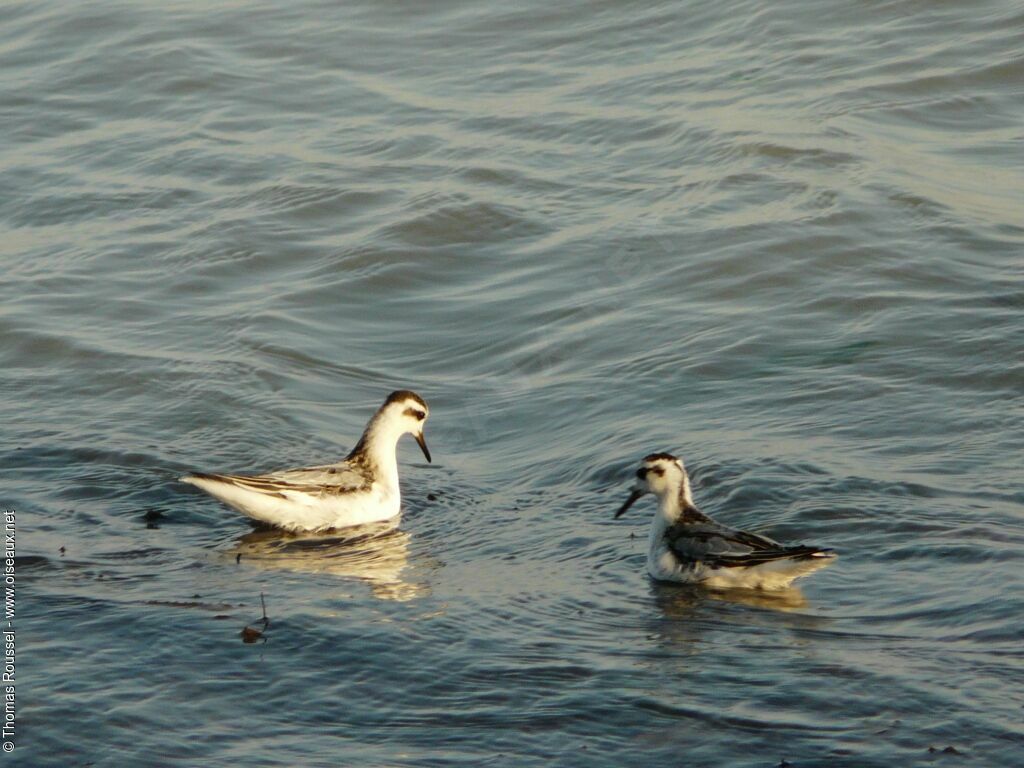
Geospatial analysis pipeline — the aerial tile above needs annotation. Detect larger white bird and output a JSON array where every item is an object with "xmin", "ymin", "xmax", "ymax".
[
  {"xmin": 615, "ymin": 453, "xmax": 835, "ymax": 590},
  {"xmin": 180, "ymin": 390, "xmax": 431, "ymax": 532}
]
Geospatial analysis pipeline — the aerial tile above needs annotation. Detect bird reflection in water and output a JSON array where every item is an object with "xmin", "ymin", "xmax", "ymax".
[
  {"xmin": 653, "ymin": 581, "xmax": 811, "ymax": 617},
  {"xmin": 229, "ymin": 519, "xmax": 428, "ymax": 602},
  {"xmin": 651, "ymin": 581, "xmax": 827, "ymax": 630},
  {"xmin": 648, "ymin": 582, "xmax": 830, "ymax": 651}
]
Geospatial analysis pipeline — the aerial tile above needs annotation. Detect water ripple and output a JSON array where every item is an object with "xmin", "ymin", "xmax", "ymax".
[{"xmin": 3, "ymin": 0, "xmax": 1023, "ymax": 765}]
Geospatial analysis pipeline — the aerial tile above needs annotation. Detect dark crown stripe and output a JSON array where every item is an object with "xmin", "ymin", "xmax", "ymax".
[
  {"xmin": 385, "ymin": 390, "xmax": 428, "ymax": 409},
  {"xmin": 643, "ymin": 452, "xmax": 679, "ymax": 463}
]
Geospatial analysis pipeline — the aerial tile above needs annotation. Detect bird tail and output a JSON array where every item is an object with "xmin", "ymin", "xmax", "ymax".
[{"xmin": 713, "ymin": 546, "xmax": 836, "ymax": 568}]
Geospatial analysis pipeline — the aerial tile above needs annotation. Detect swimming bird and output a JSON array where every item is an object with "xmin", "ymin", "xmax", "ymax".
[
  {"xmin": 180, "ymin": 390, "xmax": 431, "ymax": 532},
  {"xmin": 615, "ymin": 453, "xmax": 835, "ymax": 590}
]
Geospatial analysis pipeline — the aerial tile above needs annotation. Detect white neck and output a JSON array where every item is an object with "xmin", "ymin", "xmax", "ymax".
[
  {"xmin": 646, "ymin": 472, "xmax": 696, "ymax": 562},
  {"xmin": 351, "ymin": 411, "xmax": 406, "ymax": 490},
  {"xmin": 653, "ymin": 474, "xmax": 695, "ymax": 526}
]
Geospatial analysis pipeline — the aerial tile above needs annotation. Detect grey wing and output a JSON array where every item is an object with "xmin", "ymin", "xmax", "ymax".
[
  {"xmin": 666, "ymin": 519, "xmax": 782, "ymax": 561},
  {"xmin": 666, "ymin": 520, "xmax": 830, "ymax": 568},
  {"xmin": 266, "ymin": 462, "xmax": 370, "ymax": 489},
  {"xmin": 195, "ymin": 462, "xmax": 371, "ymax": 498}
]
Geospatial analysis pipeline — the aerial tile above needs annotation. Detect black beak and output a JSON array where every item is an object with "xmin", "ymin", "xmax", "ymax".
[
  {"xmin": 415, "ymin": 432, "xmax": 432, "ymax": 463},
  {"xmin": 614, "ymin": 489, "xmax": 644, "ymax": 519}
]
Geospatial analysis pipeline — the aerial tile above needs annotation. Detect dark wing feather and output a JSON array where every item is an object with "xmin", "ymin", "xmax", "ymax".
[
  {"xmin": 666, "ymin": 515, "xmax": 833, "ymax": 567},
  {"xmin": 665, "ymin": 517, "xmax": 781, "ymax": 560},
  {"xmin": 188, "ymin": 464, "xmax": 371, "ymax": 498},
  {"xmin": 690, "ymin": 526, "xmax": 781, "ymax": 551},
  {"xmin": 703, "ymin": 545, "xmax": 834, "ymax": 568}
]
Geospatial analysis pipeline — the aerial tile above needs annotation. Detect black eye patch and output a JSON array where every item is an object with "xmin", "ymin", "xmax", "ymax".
[
  {"xmin": 651, "ymin": 467, "xmax": 665, "ymax": 477},
  {"xmin": 404, "ymin": 407, "xmax": 426, "ymax": 421}
]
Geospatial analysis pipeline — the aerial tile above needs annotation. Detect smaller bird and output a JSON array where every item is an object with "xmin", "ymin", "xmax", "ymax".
[
  {"xmin": 180, "ymin": 390, "xmax": 431, "ymax": 532},
  {"xmin": 615, "ymin": 453, "xmax": 835, "ymax": 590}
]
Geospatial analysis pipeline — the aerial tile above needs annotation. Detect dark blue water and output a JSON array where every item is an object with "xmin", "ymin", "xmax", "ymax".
[{"xmin": 3, "ymin": 1, "xmax": 1023, "ymax": 765}]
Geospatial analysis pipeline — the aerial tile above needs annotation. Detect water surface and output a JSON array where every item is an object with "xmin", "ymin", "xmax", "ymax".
[{"xmin": 3, "ymin": 1, "xmax": 1023, "ymax": 765}]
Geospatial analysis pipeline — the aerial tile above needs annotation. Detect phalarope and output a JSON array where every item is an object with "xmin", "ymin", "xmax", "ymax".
[
  {"xmin": 615, "ymin": 453, "xmax": 835, "ymax": 590},
  {"xmin": 181, "ymin": 390, "xmax": 431, "ymax": 532}
]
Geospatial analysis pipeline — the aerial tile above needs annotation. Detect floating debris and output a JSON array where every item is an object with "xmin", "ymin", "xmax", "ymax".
[
  {"xmin": 240, "ymin": 591, "xmax": 270, "ymax": 644},
  {"xmin": 240, "ymin": 626, "xmax": 263, "ymax": 643},
  {"xmin": 927, "ymin": 746, "xmax": 963, "ymax": 755},
  {"xmin": 144, "ymin": 599, "xmax": 238, "ymax": 612}
]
